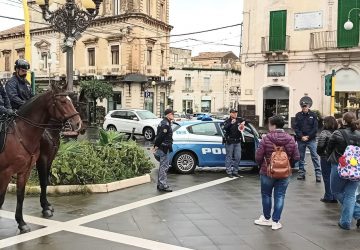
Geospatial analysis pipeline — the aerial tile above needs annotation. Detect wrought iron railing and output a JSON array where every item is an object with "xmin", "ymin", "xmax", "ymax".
[
  {"xmin": 310, "ymin": 31, "xmax": 337, "ymax": 50},
  {"xmin": 261, "ymin": 35, "xmax": 290, "ymax": 53}
]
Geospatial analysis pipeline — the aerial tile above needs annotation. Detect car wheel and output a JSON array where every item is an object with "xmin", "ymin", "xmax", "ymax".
[
  {"xmin": 173, "ymin": 151, "xmax": 197, "ymax": 174},
  {"xmin": 107, "ymin": 125, "xmax": 117, "ymax": 131},
  {"xmin": 143, "ymin": 127, "xmax": 155, "ymax": 141}
]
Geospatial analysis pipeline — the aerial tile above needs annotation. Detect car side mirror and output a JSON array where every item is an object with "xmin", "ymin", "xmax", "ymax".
[{"xmin": 133, "ymin": 117, "xmax": 139, "ymax": 121}]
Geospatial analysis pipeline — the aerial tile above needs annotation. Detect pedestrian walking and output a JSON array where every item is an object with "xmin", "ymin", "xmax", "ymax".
[
  {"xmin": 327, "ymin": 112, "xmax": 360, "ymax": 230},
  {"xmin": 316, "ymin": 116, "xmax": 338, "ymax": 203},
  {"xmin": 223, "ymin": 108, "xmax": 245, "ymax": 178},
  {"xmin": 294, "ymin": 101, "xmax": 322, "ymax": 182},
  {"xmin": 153, "ymin": 109, "xmax": 175, "ymax": 192},
  {"xmin": 254, "ymin": 115, "xmax": 300, "ymax": 230}
]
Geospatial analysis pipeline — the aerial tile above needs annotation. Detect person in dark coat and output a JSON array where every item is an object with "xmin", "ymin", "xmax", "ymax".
[
  {"xmin": 254, "ymin": 115, "xmax": 300, "ymax": 230},
  {"xmin": 316, "ymin": 116, "xmax": 338, "ymax": 203},
  {"xmin": 0, "ymin": 83, "xmax": 14, "ymax": 116},
  {"xmin": 223, "ymin": 109, "xmax": 245, "ymax": 178},
  {"xmin": 293, "ymin": 101, "xmax": 321, "ymax": 182},
  {"xmin": 327, "ymin": 112, "xmax": 360, "ymax": 230},
  {"xmin": 153, "ymin": 109, "xmax": 174, "ymax": 192},
  {"xmin": 5, "ymin": 59, "xmax": 33, "ymax": 110}
]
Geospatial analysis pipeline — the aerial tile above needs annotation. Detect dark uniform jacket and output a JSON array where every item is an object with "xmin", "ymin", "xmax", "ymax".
[
  {"xmin": 223, "ymin": 117, "xmax": 245, "ymax": 144},
  {"xmin": 294, "ymin": 111, "xmax": 318, "ymax": 141},
  {"xmin": 5, "ymin": 75, "xmax": 33, "ymax": 110},
  {"xmin": 326, "ymin": 127, "xmax": 360, "ymax": 164},
  {"xmin": 0, "ymin": 83, "xmax": 12, "ymax": 115},
  {"xmin": 154, "ymin": 118, "xmax": 173, "ymax": 153}
]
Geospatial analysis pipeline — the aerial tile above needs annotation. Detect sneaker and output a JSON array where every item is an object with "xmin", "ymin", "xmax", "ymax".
[
  {"xmin": 297, "ymin": 175, "xmax": 305, "ymax": 180},
  {"xmin": 272, "ymin": 221, "xmax": 282, "ymax": 230},
  {"xmin": 232, "ymin": 173, "xmax": 241, "ymax": 178},
  {"xmin": 316, "ymin": 176, "xmax": 322, "ymax": 183},
  {"xmin": 254, "ymin": 215, "xmax": 272, "ymax": 226},
  {"xmin": 227, "ymin": 174, "xmax": 234, "ymax": 178}
]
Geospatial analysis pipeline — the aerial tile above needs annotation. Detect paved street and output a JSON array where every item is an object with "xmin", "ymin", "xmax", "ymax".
[{"xmin": 1, "ymin": 154, "xmax": 360, "ymax": 250}]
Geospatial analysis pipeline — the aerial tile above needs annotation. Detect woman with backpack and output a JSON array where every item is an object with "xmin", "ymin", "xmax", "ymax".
[
  {"xmin": 327, "ymin": 112, "xmax": 360, "ymax": 230},
  {"xmin": 317, "ymin": 116, "xmax": 338, "ymax": 203},
  {"xmin": 254, "ymin": 115, "xmax": 300, "ymax": 230}
]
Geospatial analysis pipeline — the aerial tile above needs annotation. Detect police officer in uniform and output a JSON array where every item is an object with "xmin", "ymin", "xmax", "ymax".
[
  {"xmin": 5, "ymin": 59, "xmax": 33, "ymax": 110},
  {"xmin": 223, "ymin": 109, "xmax": 245, "ymax": 178},
  {"xmin": 153, "ymin": 109, "xmax": 174, "ymax": 192},
  {"xmin": 0, "ymin": 83, "xmax": 14, "ymax": 116}
]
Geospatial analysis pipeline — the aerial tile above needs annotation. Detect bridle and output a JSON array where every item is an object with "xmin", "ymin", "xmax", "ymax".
[{"xmin": 15, "ymin": 93, "xmax": 80, "ymax": 131}]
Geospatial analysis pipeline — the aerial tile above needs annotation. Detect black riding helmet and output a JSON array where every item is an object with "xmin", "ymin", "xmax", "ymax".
[{"xmin": 14, "ymin": 59, "xmax": 30, "ymax": 71}]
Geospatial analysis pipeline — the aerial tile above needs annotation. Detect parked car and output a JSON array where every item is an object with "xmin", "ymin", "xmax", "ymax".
[
  {"xmin": 169, "ymin": 120, "xmax": 260, "ymax": 174},
  {"xmin": 103, "ymin": 109, "xmax": 162, "ymax": 141}
]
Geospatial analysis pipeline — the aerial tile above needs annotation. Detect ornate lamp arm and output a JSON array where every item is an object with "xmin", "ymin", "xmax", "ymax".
[{"xmin": 348, "ymin": 7, "xmax": 360, "ymax": 19}]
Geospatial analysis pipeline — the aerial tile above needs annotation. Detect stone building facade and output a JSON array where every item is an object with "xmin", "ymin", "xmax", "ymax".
[
  {"xmin": 241, "ymin": 0, "xmax": 360, "ymax": 127},
  {"xmin": 0, "ymin": 0, "xmax": 172, "ymax": 116},
  {"xmin": 169, "ymin": 48, "xmax": 241, "ymax": 114}
]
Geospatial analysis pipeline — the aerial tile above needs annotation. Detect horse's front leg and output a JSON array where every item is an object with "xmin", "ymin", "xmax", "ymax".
[
  {"xmin": 15, "ymin": 172, "xmax": 31, "ymax": 234},
  {"xmin": 37, "ymin": 159, "xmax": 54, "ymax": 218}
]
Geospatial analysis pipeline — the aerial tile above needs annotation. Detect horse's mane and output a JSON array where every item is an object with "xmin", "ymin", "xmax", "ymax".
[{"xmin": 17, "ymin": 91, "xmax": 51, "ymax": 116}]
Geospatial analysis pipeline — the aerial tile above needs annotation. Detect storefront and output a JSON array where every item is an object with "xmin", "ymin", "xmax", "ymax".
[
  {"xmin": 201, "ymin": 96, "xmax": 212, "ymax": 113},
  {"xmin": 334, "ymin": 68, "xmax": 360, "ymax": 118},
  {"xmin": 263, "ymin": 86, "xmax": 289, "ymax": 126}
]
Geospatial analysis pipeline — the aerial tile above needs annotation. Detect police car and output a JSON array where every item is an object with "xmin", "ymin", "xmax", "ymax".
[{"xmin": 169, "ymin": 120, "xmax": 260, "ymax": 174}]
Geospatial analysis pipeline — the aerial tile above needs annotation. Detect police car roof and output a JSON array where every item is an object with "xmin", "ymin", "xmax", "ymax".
[{"xmin": 177, "ymin": 119, "xmax": 223, "ymax": 126}]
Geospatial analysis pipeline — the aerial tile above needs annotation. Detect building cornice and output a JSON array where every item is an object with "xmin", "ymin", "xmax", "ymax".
[{"xmin": 0, "ymin": 13, "xmax": 172, "ymax": 41}]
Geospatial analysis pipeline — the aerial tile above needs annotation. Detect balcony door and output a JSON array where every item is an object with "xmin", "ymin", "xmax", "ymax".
[{"xmin": 269, "ymin": 10, "xmax": 287, "ymax": 51}]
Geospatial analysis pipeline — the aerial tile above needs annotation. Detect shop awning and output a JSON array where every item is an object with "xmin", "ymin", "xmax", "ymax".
[{"xmin": 121, "ymin": 73, "xmax": 148, "ymax": 83}]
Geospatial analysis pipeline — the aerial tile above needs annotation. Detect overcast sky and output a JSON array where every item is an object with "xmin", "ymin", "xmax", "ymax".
[{"xmin": 0, "ymin": 0, "xmax": 243, "ymax": 56}]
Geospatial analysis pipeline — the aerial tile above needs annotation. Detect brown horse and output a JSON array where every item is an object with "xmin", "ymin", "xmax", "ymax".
[
  {"xmin": 36, "ymin": 92, "xmax": 89, "ymax": 218},
  {"xmin": 0, "ymin": 83, "xmax": 82, "ymax": 233}
]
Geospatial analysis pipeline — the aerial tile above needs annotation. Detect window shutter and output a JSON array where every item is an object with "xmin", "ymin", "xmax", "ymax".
[
  {"xmin": 269, "ymin": 10, "xmax": 287, "ymax": 51},
  {"xmin": 338, "ymin": 0, "xmax": 359, "ymax": 48}
]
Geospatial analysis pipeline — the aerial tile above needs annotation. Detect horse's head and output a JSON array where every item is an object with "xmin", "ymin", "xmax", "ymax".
[{"xmin": 48, "ymin": 82, "xmax": 82, "ymax": 132}]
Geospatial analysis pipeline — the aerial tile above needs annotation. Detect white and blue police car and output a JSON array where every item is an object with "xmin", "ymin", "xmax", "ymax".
[{"xmin": 169, "ymin": 119, "xmax": 260, "ymax": 174}]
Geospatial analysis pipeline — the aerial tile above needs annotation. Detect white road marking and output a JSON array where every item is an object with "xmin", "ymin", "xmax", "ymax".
[
  {"xmin": 66, "ymin": 226, "xmax": 194, "ymax": 250},
  {"xmin": 0, "ymin": 177, "xmax": 235, "ymax": 249}
]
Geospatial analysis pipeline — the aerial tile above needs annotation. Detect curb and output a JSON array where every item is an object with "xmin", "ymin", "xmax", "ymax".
[{"xmin": 7, "ymin": 174, "xmax": 151, "ymax": 194}]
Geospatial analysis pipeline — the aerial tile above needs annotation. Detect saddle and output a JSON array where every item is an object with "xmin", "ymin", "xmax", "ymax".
[{"xmin": 0, "ymin": 114, "xmax": 14, "ymax": 153}]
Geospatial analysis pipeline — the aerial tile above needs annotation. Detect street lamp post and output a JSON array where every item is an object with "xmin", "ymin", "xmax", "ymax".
[
  {"xmin": 35, "ymin": 0, "xmax": 103, "ymax": 91},
  {"xmin": 344, "ymin": 8, "xmax": 360, "ymax": 48}
]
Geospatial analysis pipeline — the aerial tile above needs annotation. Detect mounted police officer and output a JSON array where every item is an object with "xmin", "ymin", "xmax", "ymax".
[
  {"xmin": 153, "ymin": 108, "xmax": 174, "ymax": 192},
  {"xmin": 223, "ymin": 108, "xmax": 245, "ymax": 178},
  {"xmin": 0, "ymin": 82, "xmax": 14, "ymax": 116},
  {"xmin": 5, "ymin": 59, "xmax": 33, "ymax": 110}
]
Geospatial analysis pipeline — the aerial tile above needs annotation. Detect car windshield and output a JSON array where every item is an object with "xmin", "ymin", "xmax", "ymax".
[
  {"xmin": 172, "ymin": 123, "xmax": 181, "ymax": 132},
  {"xmin": 137, "ymin": 111, "xmax": 158, "ymax": 120}
]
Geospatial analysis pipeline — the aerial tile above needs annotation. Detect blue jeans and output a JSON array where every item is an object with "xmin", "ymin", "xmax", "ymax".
[
  {"xmin": 156, "ymin": 149, "xmax": 170, "ymax": 188},
  {"xmin": 225, "ymin": 143, "xmax": 241, "ymax": 174},
  {"xmin": 330, "ymin": 163, "xmax": 360, "ymax": 229},
  {"xmin": 260, "ymin": 175, "xmax": 290, "ymax": 223},
  {"xmin": 298, "ymin": 140, "xmax": 321, "ymax": 177},
  {"xmin": 321, "ymin": 158, "xmax": 335, "ymax": 200}
]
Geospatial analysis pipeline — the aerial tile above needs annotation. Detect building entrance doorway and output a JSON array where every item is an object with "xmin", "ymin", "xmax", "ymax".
[{"xmin": 263, "ymin": 86, "xmax": 289, "ymax": 126}]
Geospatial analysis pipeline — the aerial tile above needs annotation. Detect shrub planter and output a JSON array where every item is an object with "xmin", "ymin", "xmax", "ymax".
[{"xmin": 7, "ymin": 174, "xmax": 151, "ymax": 195}]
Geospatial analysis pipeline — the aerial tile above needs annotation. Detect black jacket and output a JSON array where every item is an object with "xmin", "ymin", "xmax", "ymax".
[
  {"xmin": 326, "ymin": 127, "xmax": 360, "ymax": 164},
  {"xmin": 294, "ymin": 111, "xmax": 318, "ymax": 141},
  {"xmin": 154, "ymin": 118, "xmax": 173, "ymax": 153},
  {"xmin": 223, "ymin": 117, "xmax": 245, "ymax": 144},
  {"xmin": 316, "ymin": 129, "xmax": 333, "ymax": 158},
  {"xmin": 0, "ymin": 84, "xmax": 12, "ymax": 115},
  {"xmin": 5, "ymin": 75, "xmax": 33, "ymax": 110}
]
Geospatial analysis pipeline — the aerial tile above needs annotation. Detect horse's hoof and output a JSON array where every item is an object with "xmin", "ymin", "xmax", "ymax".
[
  {"xmin": 48, "ymin": 205, "xmax": 54, "ymax": 212},
  {"xmin": 42, "ymin": 209, "xmax": 53, "ymax": 218},
  {"xmin": 18, "ymin": 225, "xmax": 31, "ymax": 234}
]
